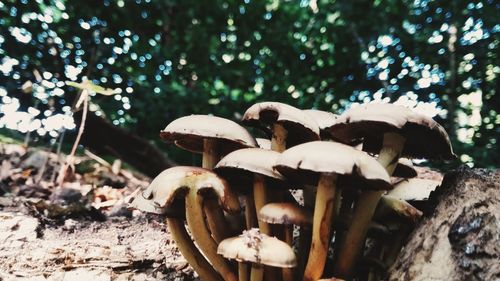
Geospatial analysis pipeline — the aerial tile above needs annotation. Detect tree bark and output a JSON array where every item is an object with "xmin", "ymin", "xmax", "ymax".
[
  {"xmin": 388, "ymin": 166, "xmax": 500, "ymax": 281},
  {"xmin": 73, "ymin": 110, "xmax": 175, "ymax": 178}
]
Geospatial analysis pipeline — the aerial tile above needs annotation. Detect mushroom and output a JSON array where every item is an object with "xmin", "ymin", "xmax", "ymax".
[
  {"xmin": 242, "ymin": 102, "xmax": 320, "ymax": 152},
  {"xmin": 256, "ymin": 138, "xmax": 272, "ymax": 150},
  {"xmin": 392, "ymin": 158, "xmax": 417, "ymax": 179},
  {"xmin": 214, "ymin": 148, "xmax": 285, "ymax": 235},
  {"xmin": 161, "ymin": 114, "xmax": 256, "ymax": 246},
  {"xmin": 328, "ymin": 103, "xmax": 454, "ymax": 280},
  {"xmin": 258, "ymin": 202, "xmax": 312, "ymax": 281},
  {"xmin": 388, "ymin": 178, "xmax": 441, "ymax": 211},
  {"xmin": 274, "ymin": 141, "xmax": 391, "ymax": 281},
  {"xmin": 218, "ymin": 228, "xmax": 297, "ymax": 281},
  {"xmin": 130, "ymin": 166, "xmax": 229, "ymax": 281},
  {"xmin": 303, "ymin": 109, "xmax": 338, "ymax": 140}
]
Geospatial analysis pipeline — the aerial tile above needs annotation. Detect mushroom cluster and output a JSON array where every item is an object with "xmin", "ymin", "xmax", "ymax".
[{"xmin": 130, "ymin": 101, "xmax": 454, "ymax": 281}]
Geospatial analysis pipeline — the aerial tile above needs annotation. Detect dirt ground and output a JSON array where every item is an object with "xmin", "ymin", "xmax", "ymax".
[{"xmin": 0, "ymin": 144, "xmax": 197, "ymax": 281}]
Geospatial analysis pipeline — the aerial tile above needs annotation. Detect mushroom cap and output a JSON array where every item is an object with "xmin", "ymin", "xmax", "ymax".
[
  {"xmin": 374, "ymin": 195, "xmax": 423, "ymax": 223},
  {"xmin": 242, "ymin": 102, "xmax": 320, "ymax": 147},
  {"xmin": 214, "ymin": 148, "xmax": 285, "ymax": 193},
  {"xmin": 303, "ymin": 109, "xmax": 338, "ymax": 139},
  {"xmin": 393, "ymin": 158, "xmax": 417, "ymax": 178},
  {"xmin": 258, "ymin": 202, "xmax": 312, "ymax": 226},
  {"xmin": 274, "ymin": 141, "xmax": 391, "ymax": 190},
  {"xmin": 388, "ymin": 178, "xmax": 441, "ymax": 201},
  {"xmin": 129, "ymin": 166, "xmax": 240, "ymax": 215},
  {"xmin": 160, "ymin": 115, "xmax": 257, "ymax": 155},
  {"xmin": 255, "ymin": 138, "xmax": 271, "ymax": 150},
  {"xmin": 217, "ymin": 228, "xmax": 297, "ymax": 268},
  {"xmin": 327, "ymin": 103, "xmax": 455, "ymax": 160}
]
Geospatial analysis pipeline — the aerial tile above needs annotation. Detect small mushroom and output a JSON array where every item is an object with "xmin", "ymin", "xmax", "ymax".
[
  {"xmin": 328, "ymin": 103, "xmax": 454, "ymax": 279},
  {"xmin": 218, "ymin": 228, "xmax": 297, "ymax": 281},
  {"xmin": 242, "ymin": 102, "xmax": 320, "ymax": 152},
  {"xmin": 258, "ymin": 202, "xmax": 312, "ymax": 281},
  {"xmin": 130, "ymin": 166, "xmax": 226, "ymax": 281},
  {"xmin": 214, "ymin": 148, "xmax": 285, "ymax": 235},
  {"xmin": 161, "ymin": 115, "xmax": 256, "ymax": 245},
  {"xmin": 388, "ymin": 178, "xmax": 441, "ymax": 210},
  {"xmin": 274, "ymin": 141, "xmax": 391, "ymax": 281}
]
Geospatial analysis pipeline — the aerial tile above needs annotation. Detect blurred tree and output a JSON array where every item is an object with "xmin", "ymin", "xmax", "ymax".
[{"xmin": 0, "ymin": 0, "xmax": 497, "ymax": 170}]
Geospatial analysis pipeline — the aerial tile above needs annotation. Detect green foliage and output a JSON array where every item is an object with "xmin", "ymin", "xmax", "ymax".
[{"xmin": 0, "ymin": 0, "xmax": 498, "ymax": 168}]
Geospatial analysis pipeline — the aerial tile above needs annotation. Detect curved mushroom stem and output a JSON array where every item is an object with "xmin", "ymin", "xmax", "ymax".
[
  {"xmin": 253, "ymin": 174, "xmax": 270, "ymax": 235},
  {"xmin": 167, "ymin": 218, "xmax": 224, "ymax": 281},
  {"xmin": 333, "ymin": 132, "xmax": 405, "ymax": 280},
  {"xmin": 303, "ymin": 174, "xmax": 338, "ymax": 281},
  {"xmin": 186, "ymin": 188, "xmax": 238, "ymax": 281},
  {"xmin": 271, "ymin": 123, "xmax": 288, "ymax": 152},
  {"xmin": 204, "ymin": 198, "xmax": 231, "ymax": 243}
]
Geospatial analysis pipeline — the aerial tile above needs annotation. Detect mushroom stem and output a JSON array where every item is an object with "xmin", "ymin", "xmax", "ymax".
[
  {"xmin": 204, "ymin": 198, "xmax": 231, "ymax": 243},
  {"xmin": 333, "ymin": 133, "xmax": 405, "ymax": 280},
  {"xmin": 167, "ymin": 218, "xmax": 224, "ymax": 281},
  {"xmin": 203, "ymin": 138, "xmax": 219, "ymax": 169},
  {"xmin": 297, "ymin": 185, "xmax": 315, "ymax": 279},
  {"xmin": 239, "ymin": 262, "xmax": 249, "ymax": 281},
  {"xmin": 271, "ymin": 123, "xmax": 288, "ymax": 152},
  {"xmin": 303, "ymin": 174, "xmax": 338, "ymax": 281},
  {"xmin": 250, "ymin": 265, "xmax": 264, "ymax": 281},
  {"xmin": 201, "ymin": 139, "xmax": 232, "ymax": 243},
  {"xmin": 186, "ymin": 188, "xmax": 238, "ymax": 281},
  {"xmin": 282, "ymin": 225, "xmax": 294, "ymax": 281},
  {"xmin": 245, "ymin": 193, "xmax": 258, "ymax": 229},
  {"xmin": 253, "ymin": 174, "xmax": 271, "ymax": 235}
]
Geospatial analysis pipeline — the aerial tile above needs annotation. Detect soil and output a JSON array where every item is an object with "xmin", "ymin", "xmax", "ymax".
[{"xmin": 0, "ymin": 144, "xmax": 197, "ymax": 281}]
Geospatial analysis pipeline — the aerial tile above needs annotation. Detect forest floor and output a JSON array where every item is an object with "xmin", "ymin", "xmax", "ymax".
[{"xmin": 0, "ymin": 144, "xmax": 197, "ymax": 281}]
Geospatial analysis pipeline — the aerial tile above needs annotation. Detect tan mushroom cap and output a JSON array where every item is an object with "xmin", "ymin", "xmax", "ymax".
[
  {"xmin": 388, "ymin": 178, "xmax": 441, "ymax": 201},
  {"xmin": 214, "ymin": 148, "xmax": 285, "ymax": 192},
  {"xmin": 129, "ymin": 166, "xmax": 240, "ymax": 214},
  {"xmin": 303, "ymin": 109, "xmax": 338, "ymax": 139},
  {"xmin": 259, "ymin": 202, "xmax": 312, "ymax": 226},
  {"xmin": 274, "ymin": 141, "xmax": 391, "ymax": 190},
  {"xmin": 374, "ymin": 195, "xmax": 422, "ymax": 223},
  {"xmin": 217, "ymin": 228, "xmax": 297, "ymax": 268},
  {"xmin": 327, "ymin": 103, "xmax": 455, "ymax": 160},
  {"xmin": 160, "ymin": 115, "xmax": 257, "ymax": 154},
  {"xmin": 242, "ymin": 102, "xmax": 320, "ymax": 147},
  {"xmin": 393, "ymin": 158, "xmax": 417, "ymax": 178},
  {"xmin": 256, "ymin": 138, "xmax": 271, "ymax": 150}
]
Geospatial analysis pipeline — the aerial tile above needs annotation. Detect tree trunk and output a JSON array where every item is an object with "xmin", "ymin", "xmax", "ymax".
[
  {"xmin": 388, "ymin": 166, "xmax": 500, "ymax": 281},
  {"xmin": 73, "ymin": 110, "xmax": 175, "ymax": 178}
]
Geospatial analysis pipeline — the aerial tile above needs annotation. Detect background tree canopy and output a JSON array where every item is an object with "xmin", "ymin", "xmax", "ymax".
[{"xmin": 0, "ymin": 0, "xmax": 498, "ymax": 170}]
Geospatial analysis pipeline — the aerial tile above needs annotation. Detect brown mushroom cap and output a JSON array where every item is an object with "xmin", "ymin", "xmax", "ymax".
[
  {"xmin": 129, "ymin": 166, "xmax": 240, "ymax": 214},
  {"xmin": 259, "ymin": 202, "xmax": 312, "ymax": 226},
  {"xmin": 160, "ymin": 115, "xmax": 257, "ymax": 155},
  {"xmin": 327, "ymin": 103, "xmax": 455, "ymax": 160},
  {"xmin": 392, "ymin": 158, "xmax": 417, "ymax": 178},
  {"xmin": 217, "ymin": 228, "xmax": 297, "ymax": 268},
  {"xmin": 388, "ymin": 178, "xmax": 441, "ymax": 201},
  {"xmin": 274, "ymin": 141, "xmax": 391, "ymax": 190},
  {"xmin": 242, "ymin": 102, "xmax": 320, "ymax": 147},
  {"xmin": 303, "ymin": 109, "xmax": 338, "ymax": 139},
  {"xmin": 214, "ymin": 148, "xmax": 285, "ymax": 193}
]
